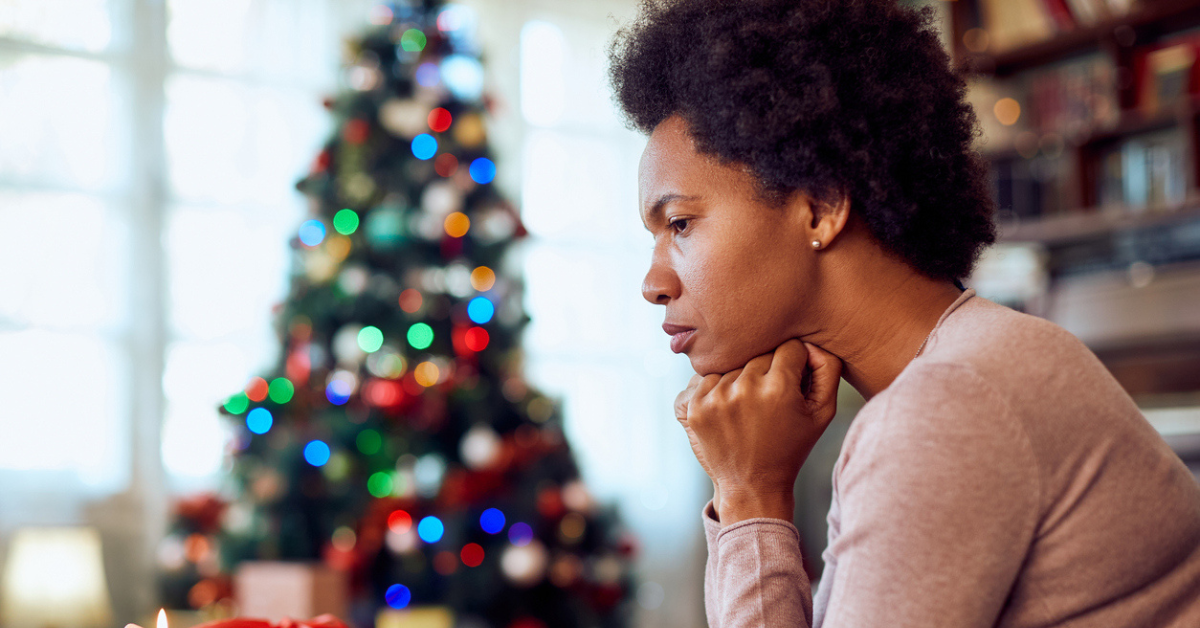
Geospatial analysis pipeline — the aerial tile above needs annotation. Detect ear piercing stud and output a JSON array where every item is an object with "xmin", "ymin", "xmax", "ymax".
[{"xmin": 811, "ymin": 240, "xmax": 822, "ymax": 249}]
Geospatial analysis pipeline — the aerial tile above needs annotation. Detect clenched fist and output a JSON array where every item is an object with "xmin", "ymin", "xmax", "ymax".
[{"xmin": 674, "ymin": 339, "xmax": 843, "ymax": 525}]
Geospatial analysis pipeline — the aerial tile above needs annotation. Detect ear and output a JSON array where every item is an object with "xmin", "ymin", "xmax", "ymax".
[{"xmin": 790, "ymin": 188, "xmax": 850, "ymax": 248}]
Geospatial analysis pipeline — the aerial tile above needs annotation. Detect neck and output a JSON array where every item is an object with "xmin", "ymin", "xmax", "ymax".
[{"xmin": 805, "ymin": 262, "xmax": 965, "ymax": 401}]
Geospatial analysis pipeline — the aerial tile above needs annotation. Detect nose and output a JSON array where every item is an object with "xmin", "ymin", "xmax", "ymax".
[{"xmin": 641, "ymin": 243, "xmax": 679, "ymax": 305}]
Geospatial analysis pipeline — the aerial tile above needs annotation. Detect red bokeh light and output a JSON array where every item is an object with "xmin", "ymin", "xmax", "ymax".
[
  {"xmin": 460, "ymin": 542, "xmax": 485, "ymax": 567},
  {"xmin": 387, "ymin": 509, "xmax": 412, "ymax": 534},
  {"xmin": 428, "ymin": 107, "xmax": 453, "ymax": 132}
]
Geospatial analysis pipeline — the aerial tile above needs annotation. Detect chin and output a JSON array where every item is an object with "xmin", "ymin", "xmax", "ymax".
[{"xmin": 687, "ymin": 351, "xmax": 748, "ymax": 377}]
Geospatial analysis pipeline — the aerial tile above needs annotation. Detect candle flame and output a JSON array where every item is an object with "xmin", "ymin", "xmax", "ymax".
[{"xmin": 157, "ymin": 608, "xmax": 168, "ymax": 628}]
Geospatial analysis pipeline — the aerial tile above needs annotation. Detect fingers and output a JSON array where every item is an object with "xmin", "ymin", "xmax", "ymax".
[
  {"xmin": 802, "ymin": 341, "xmax": 843, "ymax": 423},
  {"xmin": 765, "ymin": 338, "xmax": 810, "ymax": 384},
  {"xmin": 674, "ymin": 374, "xmax": 704, "ymax": 420},
  {"xmin": 738, "ymin": 350, "xmax": 774, "ymax": 382}
]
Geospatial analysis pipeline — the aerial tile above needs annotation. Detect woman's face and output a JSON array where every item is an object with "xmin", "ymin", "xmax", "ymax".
[{"xmin": 639, "ymin": 116, "xmax": 819, "ymax": 375}]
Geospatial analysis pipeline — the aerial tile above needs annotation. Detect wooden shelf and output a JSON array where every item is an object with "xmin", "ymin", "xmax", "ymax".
[
  {"xmin": 956, "ymin": 0, "xmax": 1200, "ymax": 77},
  {"xmin": 997, "ymin": 198, "xmax": 1200, "ymax": 245}
]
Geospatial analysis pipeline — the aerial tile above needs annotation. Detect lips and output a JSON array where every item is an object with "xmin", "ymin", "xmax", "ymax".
[{"xmin": 663, "ymin": 323, "xmax": 697, "ymax": 354}]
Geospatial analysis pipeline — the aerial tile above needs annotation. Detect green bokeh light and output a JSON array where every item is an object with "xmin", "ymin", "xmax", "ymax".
[
  {"xmin": 268, "ymin": 377, "xmax": 294, "ymax": 403},
  {"xmin": 407, "ymin": 323, "xmax": 434, "ymax": 350},
  {"xmin": 358, "ymin": 326, "xmax": 384, "ymax": 353},
  {"xmin": 223, "ymin": 392, "xmax": 249, "ymax": 415},
  {"xmin": 400, "ymin": 29, "xmax": 426, "ymax": 52},
  {"xmin": 356, "ymin": 429, "xmax": 382, "ymax": 455},
  {"xmin": 333, "ymin": 208, "xmax": 359, "ymax": 235},
  {"xmin": 367, "ymin": 471, "xmax": 394, "ymax": 498}
]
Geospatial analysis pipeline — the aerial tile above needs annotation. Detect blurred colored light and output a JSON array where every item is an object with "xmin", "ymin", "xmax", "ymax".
[
  {"xmin": 441, "ymin": 55, "xmax": 484, "ymax": 100},
  {"xmin": 224, "ymin": 392, "xmax": 250, "ymax": 415},
  {"xmin": 400, "ymin": 29, "xmax": 427, "ymax": 52},
  {"xmin": 480, "ymin": 508, "xmax": 505, "ymax": 534},
  {"xmin": 332, "ymin": 526, "xmax": 356, "ymax": 552},
  {"xmin": 470, "ymin": 266, "xmax": 495, "ymax": 291},
  {"xmin": 304, "ymin": 440, "xmax": 331, "ymax": 466},
  {"xmin": 416, "ymin": 62, "xmax": 440, "ymax": 87},
  {"xmin": 467, "ymin": 297, "xmax": 494, "ymax": 324},
  {"xmin": 414, "ymin": 361, "xmax": 440, "ymax": 387},
  {"xmin": 326, "ymin": 379, "xmax": 352, "ymax": 405},
  {"xmin": 363, "ymin": 379, "xmax": 403, "ymax": 407},
  {"xmin": 444, "ymin": 212, "xmax": 469, "ymax": 238},
  {"xmin": 268, "ymin": 377, "xmax": 295, "ymax": 404},
  {"xmin": 411, "ymin": 134, "xmax": 437, "ymax": 160},
  {"xmin": 368, "ymin": 5, "xmax": 393, "ymax": 25},
  {"xmin": 407, "ymin": 323, "xmax": 434, "ymax": 350},
  {"xmin": 460, "ymin": 543, "xmax": 484, "ymax": 567},
  {"xmin": 356, "ymin": 429, "xmax": 382, "ymax": 455},
  {"xmin": 994, "ymin": 97, "xmax": 1021, "ymax": 126},
  {"xmin": 358, "ymin": 326, "xmax": 385, "ymax": 352},
  {"xmin": 333, "ymin": 209, "xmax": 360, "ymax": 235},
  {"xmin": 299, "ymin": 219, "xmax": 326, "ymax": 246},
  {"xmin": 434, "ymin": 153, "xmax": 458, "ymax": 177},
  {"xmin": 246, "ymin": 408, "xmax": 273, "ymax": 434},
  {"xmin": 368, "ymin": 471, "xmax": 394, "ymax": 497},
  {"xmin": 399, "ymin": 289, "xmax": 423, "ymax": 313},
  {"xmin": 428, "ymin": 108, "xmax": 452, "ymax": 132},
  {"xmin": 469, "ymin": 158, "xmax": 496, "ymax": 184},
  {"xmin": 418, "ymin": 516, "xmax": 444, "ymax": 543},
  {"xmin": 508, "ymin": 522, "xmax": 533, "ymax": 546},
  {"xmin": 464, "ymin": 327, "xmax": 489, "ymax": 352},
  {"xmin": 245, "ymin": 377, "xmax": 269, "ymax": 402},
  {"xmin": 388, "ymin": 509, "xmax": 413, "ymax": 534},
  {"xmin": 385, "ymin": 584, "xmax": 411, "ymax": 610}
]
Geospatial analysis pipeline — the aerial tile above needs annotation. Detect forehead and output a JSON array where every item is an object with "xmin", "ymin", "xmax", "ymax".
[{"xmin": 639, "ymin": 117, "xmax": 729, "ymax": 215}]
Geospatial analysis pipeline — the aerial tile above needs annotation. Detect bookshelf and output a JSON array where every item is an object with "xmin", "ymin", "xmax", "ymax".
[{"xmin": 950, "ymin": 0, "xmax": 1200, "ymax": 401}]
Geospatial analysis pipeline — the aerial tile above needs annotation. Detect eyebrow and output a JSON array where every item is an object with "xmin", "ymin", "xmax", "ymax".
[{"xmin": 642, "ymin": 194, "xmax": 701, "ymax": 232}]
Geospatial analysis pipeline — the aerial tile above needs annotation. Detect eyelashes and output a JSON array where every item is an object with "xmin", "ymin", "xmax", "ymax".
[{"xmin": 668, "ymin": 218, "xmax": 689, "ymax": 234}]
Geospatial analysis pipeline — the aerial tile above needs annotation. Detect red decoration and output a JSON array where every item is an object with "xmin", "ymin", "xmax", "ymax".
[
  {"xmin": 434, "ymin": 153, "xmax": 459, "ymax": 177},
  {"xmin": 508, "ymin": 617, "xmax": 547, "ymax": 628},
  {"xmin": 174, "ymin": 493, "xmax": 228, "ymax": 534},
  {"xmin": 194, "ymin": 615, "xmax": 347, "ymax": 628},
  {"xmin": 536, "ymin": 486, "xmax": 565, "ymax": 519},
  {"xmin": 440, "ymin": 233, "xmax": 464, "ymax": 259},
  {"xmin": 343, "ymin": 119, "xmax": 370, "ymax": 144}
]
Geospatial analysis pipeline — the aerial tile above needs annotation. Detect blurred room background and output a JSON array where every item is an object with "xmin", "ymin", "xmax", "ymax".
[{"xmin": 1, "ymin": 0, "xmax": 1198, "ymax": 627}]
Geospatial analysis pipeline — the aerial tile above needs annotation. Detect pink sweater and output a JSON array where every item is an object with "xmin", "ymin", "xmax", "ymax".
[{"xmin": 702, "ymin": 289, "xmax": 1200, "ymax": 627}]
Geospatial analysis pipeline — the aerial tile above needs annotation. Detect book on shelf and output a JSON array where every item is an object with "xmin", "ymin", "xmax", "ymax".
[
  {"xmin": 1095, "ymin": 126, "xmax": 1190, "ymax": 212},
  {"xmin": 972, "ymin": 0, "xmax": 1144, "ymax": 54},
  {"xmin": 1133, "ymin": 29, "xmax": 1200, "ymax": 115}
]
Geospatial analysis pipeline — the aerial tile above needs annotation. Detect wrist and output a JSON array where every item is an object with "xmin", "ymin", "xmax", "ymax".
[{"xmin": 718, "ymin": 489, "xmax": 794, "ymax": 527}]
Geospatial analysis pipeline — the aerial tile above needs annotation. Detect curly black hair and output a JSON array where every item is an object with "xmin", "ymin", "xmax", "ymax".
[{"xmin": 608, "ymin": 0, "xmax": 996, "ymax": 283}]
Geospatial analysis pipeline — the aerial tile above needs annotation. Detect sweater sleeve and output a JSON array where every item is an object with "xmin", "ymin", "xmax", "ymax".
[
  {"xmin": 820, "ymin": 362, "xmax": 1040, "ymax": 627},
  {"xmin": 701, "ymin": 362, "xmax": 1040, "ymax": 628},
  {"xmin": 701, "ymin": 497, "xmax": 814, "ymax": 627}
]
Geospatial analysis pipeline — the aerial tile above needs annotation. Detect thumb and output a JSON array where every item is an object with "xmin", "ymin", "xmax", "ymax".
[
  {"xmin": 767, "ymin": 338, "xmax": 810, "ymax": 383},
  {"xmin": 802, "ymin": 342, "xmax": 843, "ymax": 423}
]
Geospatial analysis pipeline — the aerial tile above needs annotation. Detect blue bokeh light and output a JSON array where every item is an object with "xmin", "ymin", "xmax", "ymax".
[
  {"xmin": 508, "ymin": 522, "xmax": 533, "ymax": 546},
  {"xmin": 467, "ymin": 297, "xmax": 494, "ymax": 324},
  {"xmin": 415, "ymin": 62, "xmax": 440, "ymax": 87},
  {"xmin": 304, "ymin": 440, "xmax": 331, "ymax": 467},
  {"xmin": 298, "ymin": 220, "xmax": 326, "ymax": 246},
  {"xmin": 385, "ymin": 584, "xmax": 411, "ymax": 610},
  {"xmin": 326, "ymin": 379, "xmax": 352, "ymax": 405},
  {"xmin": 246, "ymin": 408, "xmax": 273, "ymax": 435},
  {"xmin": 417, "ymin": 516, "xmax": 444, "ymax": 543},
  {"xmin": 411, "ymin": 134, "xmax": 438, "ymax": 160},
  {"xmin": 468, "ymin": 158, "xmax": 496, "ymax": 184},
  {"xmin": 480, "ymin": 508, "xmax": 506, "ymax": 534}
]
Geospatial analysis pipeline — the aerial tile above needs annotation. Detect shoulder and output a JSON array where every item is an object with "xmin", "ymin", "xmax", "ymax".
[{"xmin": 839, "ymin": 360, "xmax": 1038, "ymax": 494}]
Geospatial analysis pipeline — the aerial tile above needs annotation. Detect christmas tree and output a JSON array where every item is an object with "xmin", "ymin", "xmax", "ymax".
[{"xmin": 158, "ymin": 2, "xmax": 637, "ymax": 627}]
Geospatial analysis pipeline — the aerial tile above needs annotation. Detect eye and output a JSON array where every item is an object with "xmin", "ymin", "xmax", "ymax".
[{"xmin": 668, "ymin": 217, "xmax": 690, "ymax": 234}]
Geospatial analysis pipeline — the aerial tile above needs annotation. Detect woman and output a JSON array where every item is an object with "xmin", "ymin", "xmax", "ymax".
[{"xmin": 609, "ymin": 0, "xmax": 1200, "ymax": 626}]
